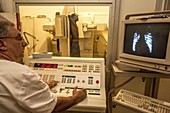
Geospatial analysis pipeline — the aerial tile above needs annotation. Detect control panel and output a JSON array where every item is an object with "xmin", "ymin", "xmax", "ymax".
[{"xmin": 25, "ymin": 56, "xmax": 106, "ymax": 112}]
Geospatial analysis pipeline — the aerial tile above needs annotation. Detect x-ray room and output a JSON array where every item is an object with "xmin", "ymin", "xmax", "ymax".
[
  {"xmin": 19, "ymin": 5, "xmax": 109, "ymax": 62},
  {"xmin": 1, "ymin": 0, "xmax": 170, "ymax": 113}
]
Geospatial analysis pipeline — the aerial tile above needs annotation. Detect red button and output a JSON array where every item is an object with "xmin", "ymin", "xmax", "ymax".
[{"xmin": 96, "ymin": 80, "xmax": 99, "ymax": 84}]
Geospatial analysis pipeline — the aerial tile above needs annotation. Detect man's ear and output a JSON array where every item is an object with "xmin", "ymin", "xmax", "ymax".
[{"xmin": 0, "ymin": 40, "xmax": 7, "ymax": 51}]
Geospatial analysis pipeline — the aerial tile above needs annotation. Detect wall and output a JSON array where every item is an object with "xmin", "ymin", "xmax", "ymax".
[{"xmin": 158, "ymin": 78, "xmax": 170, "ymax": 102}]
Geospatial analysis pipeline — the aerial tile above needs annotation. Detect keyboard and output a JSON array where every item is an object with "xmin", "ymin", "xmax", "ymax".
[{"xmin": 112, "ymin": 89, "xmax": 170, "ymax": 113}]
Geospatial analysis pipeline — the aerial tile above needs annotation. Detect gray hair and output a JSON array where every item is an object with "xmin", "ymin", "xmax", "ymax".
[{"xmin": 0, "ymin": 15, "xmax": 15, "ymax": 37}]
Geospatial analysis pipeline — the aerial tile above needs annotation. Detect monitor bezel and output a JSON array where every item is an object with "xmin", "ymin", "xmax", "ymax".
[{"xmin": 118, "ymin": 18, "xmax": 170, "ymax": 66}]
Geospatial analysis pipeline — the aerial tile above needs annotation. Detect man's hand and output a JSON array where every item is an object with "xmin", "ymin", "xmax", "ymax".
[
  {"xmin": 46, "ymin": 80, "xmax": 58, "ymax": 88},
  {"xmin": 52, "ymin": 86, "xmax": 87, "ymax": 112},
  {"xmin": 72, "ymin": 86, "xmax": 87, "ymax": 104}
]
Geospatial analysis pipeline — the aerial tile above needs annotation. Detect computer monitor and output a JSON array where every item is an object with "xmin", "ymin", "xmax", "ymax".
[{"xmin": 117, "ymin": 18, "xmax": 170, "ymax": 74}]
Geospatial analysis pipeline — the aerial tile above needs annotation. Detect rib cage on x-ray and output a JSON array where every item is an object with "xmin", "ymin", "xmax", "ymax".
[{"xmin": 132, "ymin": 32, "xmax": 153, "ymax": 54}]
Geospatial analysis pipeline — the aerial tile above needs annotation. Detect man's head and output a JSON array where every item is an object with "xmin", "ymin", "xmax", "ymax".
[{"xmin": 0, "ymin": 16, "xmax": 27, "ymax": 62}]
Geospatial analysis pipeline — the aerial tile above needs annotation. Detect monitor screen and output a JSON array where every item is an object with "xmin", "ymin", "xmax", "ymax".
[{"xmin": 123, "ymin": 23, "xmax": 170, "ymax": 59}]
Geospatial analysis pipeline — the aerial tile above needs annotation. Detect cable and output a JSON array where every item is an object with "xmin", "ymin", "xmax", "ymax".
[
  {"xmin": 107, "ymin": 76, "xmax": 135, "ymax": 113},
  {"xmin": 23, "ymin": 32, "xmax": 39, "ymax": 54},
  {"xmin": 23, "ymin": 32, "xmax": 39, "ymax": 42}
]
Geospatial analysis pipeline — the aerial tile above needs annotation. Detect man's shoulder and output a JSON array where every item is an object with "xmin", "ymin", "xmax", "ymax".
[{"xmin": 0, "ymin": 60, "xmax": 30, "ymax": 72}]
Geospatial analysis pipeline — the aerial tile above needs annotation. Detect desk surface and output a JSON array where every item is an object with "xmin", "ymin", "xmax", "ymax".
[{"xmin": 112, "ymin": 64, "xmax": 170, "ymax": 78}]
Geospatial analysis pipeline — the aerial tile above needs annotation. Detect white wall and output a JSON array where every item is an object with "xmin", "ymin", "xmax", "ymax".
[{"xmin": 119, "ymin": 0, "xmax": 156, "ymax": 20}]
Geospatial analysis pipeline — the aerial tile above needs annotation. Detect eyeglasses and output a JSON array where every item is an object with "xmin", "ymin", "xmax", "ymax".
[
  {"xmin": 0, "ymin": 34, "xmax": 25, "ymax": 41},
  {"xmin": 0, "ymin": 34, "xmax": 29, "ymax": 46}
]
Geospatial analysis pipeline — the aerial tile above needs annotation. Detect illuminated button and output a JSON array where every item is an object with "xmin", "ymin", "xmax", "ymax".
[
  {"xmin": 96, "ymin": 80, "xmax": 99, "ymax": 84},
  {"xmin": 64, "ymin": 65, "xmax": 68, "ymax": 67}
]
